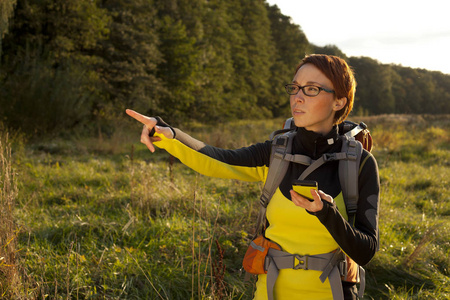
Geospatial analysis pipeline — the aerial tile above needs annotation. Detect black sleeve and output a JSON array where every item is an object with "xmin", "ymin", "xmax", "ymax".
[
  {"xmin": 176, "ymin": 127, "xmax": 272, "ymax": 168},
  {"xmin": 312, "ymin": 151, "xmax": 380, "ymax": 265}
]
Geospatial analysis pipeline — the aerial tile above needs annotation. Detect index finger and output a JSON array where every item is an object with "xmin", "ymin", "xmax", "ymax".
[{"xmin": 126, "ymin": 109, "xmax": 156, "ymax": 127}]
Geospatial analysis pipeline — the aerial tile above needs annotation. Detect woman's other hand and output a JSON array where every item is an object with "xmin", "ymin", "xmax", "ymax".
[
  {"xmin": 290, "ymin": 189, "xmax": 333, "ymax": 213},
  {"xmin": 125, "ymin": 109, "xmax": 174, "ymax": 153}
]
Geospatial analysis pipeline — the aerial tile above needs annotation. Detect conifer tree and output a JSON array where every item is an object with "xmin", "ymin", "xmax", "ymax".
[
  {"xmin": 97, "ymin": 0, "xmax": 164, "ymax": 119},
  {"xmin": 0, "ymin": 0, "xmax": 17, "ymax": 54}
]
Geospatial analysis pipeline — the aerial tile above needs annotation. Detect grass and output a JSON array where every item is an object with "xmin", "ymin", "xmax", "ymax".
[
  {"xmin": 0, "ymin": 129, "xmax": 25, "ymax": 298},
  {"xmin": 1, "ymin": 114, "xmax": 449, "ymax": 299}
]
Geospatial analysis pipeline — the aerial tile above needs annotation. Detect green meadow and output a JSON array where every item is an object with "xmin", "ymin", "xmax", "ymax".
[{"xmin": 1, "ymin": 114, "xmax": 449, "ymax": 299}]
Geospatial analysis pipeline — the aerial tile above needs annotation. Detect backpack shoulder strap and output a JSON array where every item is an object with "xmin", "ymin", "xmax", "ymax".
[
  {"xmin": 338, "ymin": 134, "xmax": 366, "ymax": 297},
  {"xmin": 260, "ymin": 130, "xmax": 296, "ymax": 207},
  {"xmin": 338, "ymin": 135, "xmax": 363, "ymax": 226},
  {"xmin": 254, "ymin": 130, "xmax": 296, "ymax": 237}
]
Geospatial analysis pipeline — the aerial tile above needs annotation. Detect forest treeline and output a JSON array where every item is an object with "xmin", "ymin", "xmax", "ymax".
[{"xmin": 1, "ymin": 0, "xmax": 449, "ymax": 136}]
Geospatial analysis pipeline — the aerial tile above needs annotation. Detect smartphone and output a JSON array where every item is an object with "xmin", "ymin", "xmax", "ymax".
[{"xmin": 292, "ymin": 180, "xmax": 318, "ymax": 201}]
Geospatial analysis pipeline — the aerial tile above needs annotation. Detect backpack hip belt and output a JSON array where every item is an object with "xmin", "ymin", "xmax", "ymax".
[{"xmin": 264, "ymin": 248, "xmax": 351, "ymax": 300}]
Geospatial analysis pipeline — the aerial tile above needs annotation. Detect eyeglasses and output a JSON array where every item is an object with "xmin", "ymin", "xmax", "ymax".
[{"xmin": 284, "ymin": 83, "xmax": 335, "ymax": 97}]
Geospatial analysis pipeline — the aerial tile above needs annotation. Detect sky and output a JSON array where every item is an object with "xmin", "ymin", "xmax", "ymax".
[{"xmin": 266, "ymin": 0, "xmax": 450, "ymax": 75}]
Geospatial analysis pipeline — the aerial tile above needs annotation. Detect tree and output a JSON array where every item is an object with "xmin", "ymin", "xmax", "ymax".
[
  {"xmin": 96, "ymin": 0, "xmax": 164, "ymax": 120},
  {"xmin": 0, "ymin": 0, "xmax": 110, "ymax": 135},
  {"xmin": 182, "ymin": 0, "xmax": 239, "ymax": 122},
  {"xmin": 429, "ymin": 71, "xmax": 450, "ymax": 113},
  {"xmin": 266, "ymin": 3, "xmax": 311, "ymax": 117},
  {"xmin": 349, "ymin": 57, "xmax": 395, "ymax": 114},
  {"xmin": 0, "ymin": 0, "xmax": 17, "ymax": 54},
  {"xmin": 156, "ymin": 15, "xmax": 199, "ymax": 121},
  {"xmin": 311, "ymin": 44, "xmax": 347, "ymax": 59},
  {"xmin": 2, "ymin": 0, "xmax": 449, "ymax": 138}
]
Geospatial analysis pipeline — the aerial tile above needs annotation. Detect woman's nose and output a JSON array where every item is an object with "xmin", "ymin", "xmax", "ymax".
[{"xmin": 293, "ymin": 90, "xmax": 305, "ymax": 102}]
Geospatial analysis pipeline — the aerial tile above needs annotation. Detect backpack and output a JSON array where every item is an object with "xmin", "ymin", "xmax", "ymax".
[
  {"xmin": 255, "ymin": 117, "xmax": 372, "ymax": 235},
  {"xmin": 251, "ymin": 117, "xmax": 373, "ymax": 296}
]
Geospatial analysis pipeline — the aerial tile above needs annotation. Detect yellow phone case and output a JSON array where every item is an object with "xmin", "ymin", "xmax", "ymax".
[{"xmin": 292, "ymin": 180, "xmax": 318, "ymax": 201}]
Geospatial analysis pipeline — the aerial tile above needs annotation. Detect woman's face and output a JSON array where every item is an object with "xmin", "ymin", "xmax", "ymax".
[{"xmin": 290, "ymin": 63, "xmax": 345, "ymax": 135}]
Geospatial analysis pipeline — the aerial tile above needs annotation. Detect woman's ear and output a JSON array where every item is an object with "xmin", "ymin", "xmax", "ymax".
[{"xmin": 333, "ymin": 97, "xmax": 347, "ymax": 111}]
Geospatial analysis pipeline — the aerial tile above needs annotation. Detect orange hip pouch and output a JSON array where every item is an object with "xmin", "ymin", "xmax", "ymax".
[{"xmin": 242, "ymin": 235, "xmax": 281, "ymax": 274}]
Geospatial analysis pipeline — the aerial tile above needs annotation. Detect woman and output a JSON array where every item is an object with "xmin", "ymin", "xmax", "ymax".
[{"xmin": 126, "ymin": 54, "xmax": 380, "ymax": 300}]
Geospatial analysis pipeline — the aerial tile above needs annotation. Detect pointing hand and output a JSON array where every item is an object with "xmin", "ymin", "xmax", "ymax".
[{"xmin": 125, "ymin": 109, "xmax": 174, "ymax": 152}]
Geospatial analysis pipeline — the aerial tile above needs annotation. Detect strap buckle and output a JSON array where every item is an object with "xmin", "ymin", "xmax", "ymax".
[
  {"xmin": 323, "ymin": 153, "xmax": 337, "ymax": 161},
  {"xmin": 260, "ymin": 194, "xmax": 270, "ymax": 208},
  {"xmin": 293, "ymin": 255, "xmax": 308, "ymax": 270}
]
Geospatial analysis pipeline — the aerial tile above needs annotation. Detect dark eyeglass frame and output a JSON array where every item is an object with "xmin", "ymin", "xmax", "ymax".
[{"xmin": 284, "ymin": 83, "xmax": 335, "ymax": 97}]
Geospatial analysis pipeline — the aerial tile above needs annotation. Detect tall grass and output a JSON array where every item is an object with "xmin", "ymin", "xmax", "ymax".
[
  {"xmin": 5, "ymin": 114, "xmax": 450, "ymax": 299},
  {"xmin": 0, "ymin": 132, "xmax": 21, "ymax": 297},
  {"xmin": 359, "ymin": 115, "xmax": 449, "ymax": 299}
]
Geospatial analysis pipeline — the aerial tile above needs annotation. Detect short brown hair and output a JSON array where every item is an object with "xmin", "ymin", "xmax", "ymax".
[{"xmin": 296, "ymin": 54, "xmax": 356, "ymax": 124}]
